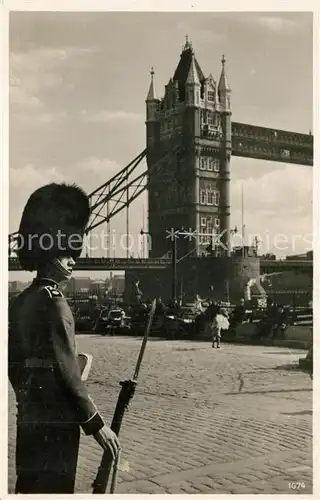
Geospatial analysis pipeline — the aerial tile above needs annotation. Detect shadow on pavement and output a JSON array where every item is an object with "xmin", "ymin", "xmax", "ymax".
[
  {"xmin": 274, "ymin": 363, "xmax": 301, "ymax": 371},
  {"xmin": 224, "ymin": 388, "xmax": 312, "ymax": 396},
  {"xmin": 274, "ymin": 363, "xmax": 313, "ymax": 379},
  {"xmin": 263, "ymin": 351, "xmax": 307, "ymax": 355},
  {"xmin": 281, "ymin": 410, "xmax": 312, "ymax": 416}
]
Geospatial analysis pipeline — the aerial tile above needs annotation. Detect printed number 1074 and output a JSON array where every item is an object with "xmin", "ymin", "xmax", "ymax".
[{"xmin": 289, "ymin": 482, "xmax": 305, "ymax": 490}]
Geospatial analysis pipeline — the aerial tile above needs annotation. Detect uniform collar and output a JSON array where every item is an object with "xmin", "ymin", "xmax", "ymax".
[{"xmin": 33, "ymin": 277, "xmax": 59, "ymax": 288}]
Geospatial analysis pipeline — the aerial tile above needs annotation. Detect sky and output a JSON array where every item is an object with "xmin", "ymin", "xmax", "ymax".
[{"xmin": 8, "ymin": 11, "xmax": 313, "ymax": 281}]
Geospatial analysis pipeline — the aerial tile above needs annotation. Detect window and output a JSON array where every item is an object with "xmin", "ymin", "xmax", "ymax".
[
  {"xmin": 208, "ymin": 111, "xmax": 214, "ymax": 125},
  {"xmin": 208, "ymin": 91, "xmax": 215, "ymax": 101},
  {"xmin": 213, "ymin": 190, "xmax": 220, "ymax": 206},
  {"xmin": 200, "ymin": 190, "xmax": 207, "ymax": 205},
  {"xmin": 201, "ymin": 110, "xmax": 208, "ymax": 124},
  {"xmin": 213, "ymin": 159, "xmax": 220, "ymax": 172},
  {"xmin": 201, "ymin": 217, "xmax": 206, "ymax": 227},
  {"xmin": 199, "ymin": 235, "xmax": 207, "ymax": 245},
  {"xmin": 207, "ymin": 190, "xmax": 214, "ymax": 205},
  {"xmin": 207, "ymin": 158, "xmax": 213, "ymax": 171},
  {"xmin": 207, "ymin": 218, "xmax": 213, "ymax": 234},
  {"xmin": 215, "ymin": 218, "xmax": 220, "ymax": 228},
  {"xmin": 200, "ymin": 157, "xmax": 206, "ymax": 170}
]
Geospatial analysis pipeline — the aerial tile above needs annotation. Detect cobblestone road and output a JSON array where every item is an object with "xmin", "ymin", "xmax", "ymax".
[{"xmin": 8, "ymin": 336, "xmax": 313, "ymax": 494}]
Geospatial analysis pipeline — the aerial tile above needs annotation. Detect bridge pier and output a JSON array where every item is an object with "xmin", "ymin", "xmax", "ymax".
[{"xmin": 124, "ymin": 255, "xmax": 260, "ymax": 304}]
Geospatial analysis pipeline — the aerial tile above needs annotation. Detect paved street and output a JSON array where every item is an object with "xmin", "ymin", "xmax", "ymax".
[{"xmin": 8, "ymin": 336, "xmax": 312, "ymax": 494}]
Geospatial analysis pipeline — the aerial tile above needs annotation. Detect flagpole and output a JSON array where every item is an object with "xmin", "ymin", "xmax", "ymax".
[
  {"xmin": 241, "ymin": 184, "xmax": 245, "ymax": 257},
  {"xmin": 141, "ymin": 203, "xmax": 145, "ymax": 258}
]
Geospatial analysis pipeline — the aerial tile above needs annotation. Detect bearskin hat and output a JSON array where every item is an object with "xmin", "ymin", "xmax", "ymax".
[{"xmin": 17, "ymin": 183, "xmax": 90, "ymax": 271}]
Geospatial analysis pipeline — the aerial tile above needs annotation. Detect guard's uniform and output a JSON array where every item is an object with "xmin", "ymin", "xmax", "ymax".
[{"xmin": 9, "ymin": 277, "xmax": 104, "ymax": 493}]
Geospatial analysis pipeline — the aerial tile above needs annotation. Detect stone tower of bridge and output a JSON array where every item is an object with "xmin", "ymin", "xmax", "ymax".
[{"xmin": 145, "ymin": 37, "xmax": 232, "ymax": 258}]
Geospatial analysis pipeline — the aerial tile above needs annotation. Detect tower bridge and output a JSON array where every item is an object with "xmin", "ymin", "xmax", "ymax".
[{"xmin": 9, "ymin": 38, "xmax": 313, "ymax": 301}]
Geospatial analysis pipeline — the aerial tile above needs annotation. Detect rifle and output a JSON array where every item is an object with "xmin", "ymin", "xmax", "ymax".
[{"xmin": 92, "ymin": 299, "xmax": 156, "ymax": 494}]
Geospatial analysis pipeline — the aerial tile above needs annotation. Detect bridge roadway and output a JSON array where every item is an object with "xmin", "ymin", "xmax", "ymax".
[{"xmin": 8, "ymin": 256, "xmax": 313, "ymax": 273}]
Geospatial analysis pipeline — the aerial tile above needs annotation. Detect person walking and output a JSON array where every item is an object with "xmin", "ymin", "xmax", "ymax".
[
  {"xmin": 8, "ymin": 183, "xmax": 120, "ymax": 494},
  {"xmin": 204, "ymin": 301, "xmax": 222, "ymax": 348}
]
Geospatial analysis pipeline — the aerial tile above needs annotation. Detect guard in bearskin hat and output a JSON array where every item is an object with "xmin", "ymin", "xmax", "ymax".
[{"xmin": 8, "ymin": 183, "xmax": 120, "ymax": 493}]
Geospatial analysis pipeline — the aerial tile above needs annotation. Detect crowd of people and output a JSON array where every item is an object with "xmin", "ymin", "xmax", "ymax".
[
  {"xmin": 129, "ymin": 283, "xmax": 233, "ymax": 347},
  {"xmin": 129, "ymin": 281, "xmax": 293, "ymax": 345}
]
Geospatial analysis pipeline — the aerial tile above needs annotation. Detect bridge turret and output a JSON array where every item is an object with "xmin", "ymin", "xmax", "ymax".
[
  {"xmin": 146, "ymin": 67, "xmax": 160, "ymax": 147},
  {"xmin": 218, "ymin": 55, "xmax": 232, "ymax": 255},
  {"xmin": 185, "ymin": 50, "xmax": 201, "ymax": 107},
  {"xmin": 218, "ymin": 54, "xmax": 231, "ymax": 113},
  {"xmin": 146, "ymin": 67, "xmax": 158, "ymax": 121}
]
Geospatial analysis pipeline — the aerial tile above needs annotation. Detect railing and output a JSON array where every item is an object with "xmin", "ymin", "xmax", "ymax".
[
  {"xmin": 8, "ymin": 256, "xmax": 172, "ymax": 271},
  {"xmin": 232, "ymin": 122, "xmax": 313, "ymax": 147}
]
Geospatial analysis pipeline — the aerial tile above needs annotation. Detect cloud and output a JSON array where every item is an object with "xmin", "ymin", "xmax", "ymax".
[
  {"xmin": 9, "ymin": 156, "xmax": 125, "ymax": 230},
  {"xmin": 256, "ymin": 16, "xmax": 297, "ymax": 33},
  {"xmin": 9, "ymin": 163, "xmax": 64, "ymax": 191},
  {"xmin": 81, "ymin": 109, "xmax": 144, "ymax": 123},
  {"xmin": 76, "ymin": 157, "xmax": 124, "ymax": 190},
  {"xmin": 232, "ymin": 165, "xmax": 312, "ymax": 215},
  {"xmin": 9, "ymin": 45, "xmax": 96, "ymax": 115},
  {"xmin": 9, "ymin": 85, "xmax": 43, "ymax": 110},
  {"xmin": 175, "ymin": 20, "xmax": 225, "ymax": 45},
  {"xmin": 13, "ymin": 110, "xmax": 67, "ymax": 124},
  {"xmin": 9, "ymin": 163, "xmax": 64, "ymax": 231},
  {"xmin": 230, "ymin": 165, "xmax": 312, "ymax": 255}
]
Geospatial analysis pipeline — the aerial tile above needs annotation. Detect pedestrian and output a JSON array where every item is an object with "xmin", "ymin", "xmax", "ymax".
[
  {"xmin": 204, "ymin": 301, "xmax": 222, "ymax": 348},
  {"xmin": 8, "ymin": 183, "xmax": 120, "ymax": 494},
  {"xmin": 230, "ymin": 298, "xmax": 246, "ymax": 330}
]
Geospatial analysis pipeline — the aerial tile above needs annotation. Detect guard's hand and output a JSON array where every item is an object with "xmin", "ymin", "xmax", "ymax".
[{"xmin": 93, "ymin": 425, "xmax": 120, "ymax": 459}]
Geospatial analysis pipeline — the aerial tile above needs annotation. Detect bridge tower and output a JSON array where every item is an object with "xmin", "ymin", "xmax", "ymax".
[{"xmin": 145, "ymin": 37, "xmax": 232, "ymax": 258}]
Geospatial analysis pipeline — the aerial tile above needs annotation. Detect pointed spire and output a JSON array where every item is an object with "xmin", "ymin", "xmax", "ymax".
[
  {"xmin": 146, "ymin": 67, "xmax": 157, "ymax": 101},
  {"xmin": 186, "ymin": 52, "xmax": 200, "ymax": 85},
  {"xmin": 183, "ymin": 34, "xmax": 192, "ymax": 52},
  {"xmin": 218, "ymin": 54, "xmax": 230, "ymax": 92},
  {"xmin": 215, "ymin": 84, "xmax": 220, "ymax": 107}
]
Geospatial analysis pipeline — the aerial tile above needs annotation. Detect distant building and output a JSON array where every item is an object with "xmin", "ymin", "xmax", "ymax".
[
  {"xmin": 260, "ymin": 253, "xmax": 276, "ymax": 260},
  {"xmin": 232, "ymin": 246, "xmax": 257, "ymax": 258},
  {"xmin": 286, "ymin": 251, "xmax": 313, "ymax": 260},
  {"xmin": 110, "ymin": 274, "xmax": 125, "ymax": 294},
  {"xmin": 9, "ymin": 281, "xmax": 30, "ymax": 294},
  {"xmin": 64, "ymin": 277, "xmax": 92, "ymax": 295}
]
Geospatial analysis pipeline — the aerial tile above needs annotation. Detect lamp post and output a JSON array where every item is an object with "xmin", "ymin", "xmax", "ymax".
[
  {"xmin": 140, "ymin": 229, "xmax": 150, "ymax": 258},
  {"xmin": 229, "ymin": 226, "xmax": 238, "ymax": 255},
  {"xmin": 171, "ymin": 235, "xmax": 177, "ymax": 303},
  {"xmin": 166, "ymin": 228, "xmax": 192, "ymax": 303}
]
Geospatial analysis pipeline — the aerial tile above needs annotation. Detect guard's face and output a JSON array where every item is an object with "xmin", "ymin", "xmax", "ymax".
[{"xmin": 57, "ymin": 256, "xmax": 76, "ymax": 279}]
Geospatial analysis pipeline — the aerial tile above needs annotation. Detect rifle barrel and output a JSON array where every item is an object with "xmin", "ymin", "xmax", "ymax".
[{"xmin": 92, "ymin": 298, "xmax": 156, "ymax": 494}]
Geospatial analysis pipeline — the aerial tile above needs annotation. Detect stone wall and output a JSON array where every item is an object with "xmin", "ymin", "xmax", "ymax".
[{"xmin": 124, "ymin": 256, "xmax": 260, "ymax": 304}]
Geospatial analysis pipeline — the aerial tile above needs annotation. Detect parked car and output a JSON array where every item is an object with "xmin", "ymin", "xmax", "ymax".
[{"xmin": 95, "ymin": 307, "xmax": 130, "ymax": 335}]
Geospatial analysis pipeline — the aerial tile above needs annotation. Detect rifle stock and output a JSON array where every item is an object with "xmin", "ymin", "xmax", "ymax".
[{"xmin": 92, "ymin": 299, "xmax": 156, "ymax": 494}]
